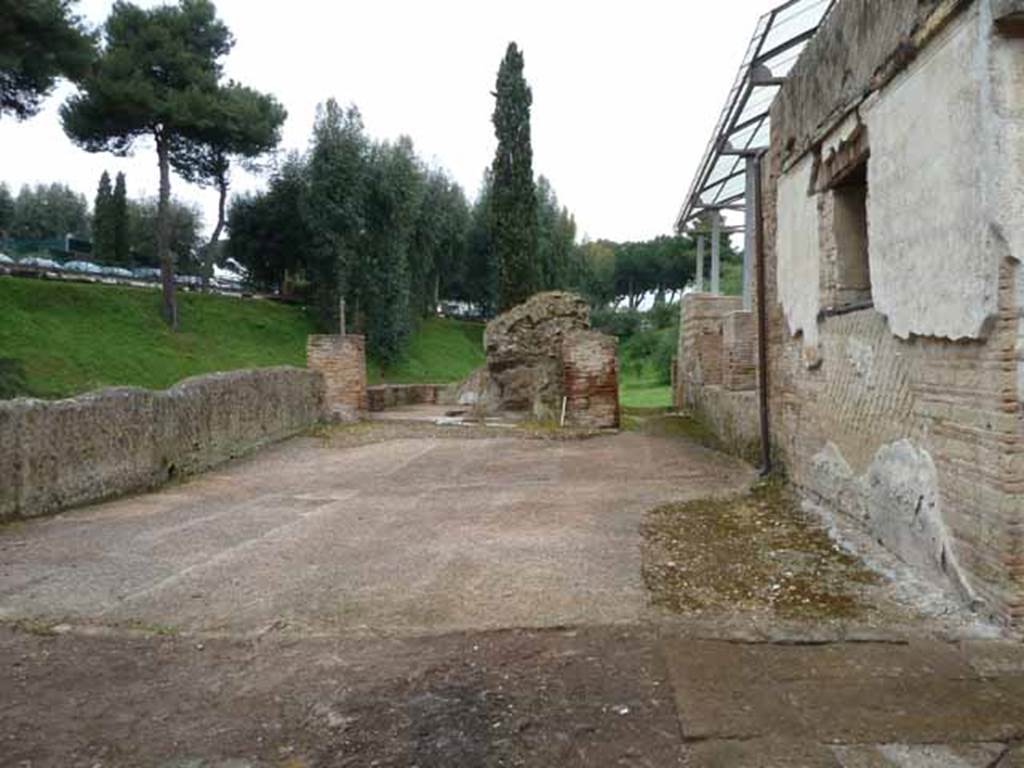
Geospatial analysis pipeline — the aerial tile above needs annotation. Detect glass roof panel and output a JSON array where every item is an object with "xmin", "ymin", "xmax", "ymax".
[{"xmin": 677, "ymin": 0, "xmax": 835, "ymax": 232}]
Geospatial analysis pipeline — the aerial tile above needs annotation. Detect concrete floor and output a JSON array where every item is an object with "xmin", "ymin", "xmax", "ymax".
[{"xmin": 1, "ymin": 418, "xmax": 1022, "ymax": 767}]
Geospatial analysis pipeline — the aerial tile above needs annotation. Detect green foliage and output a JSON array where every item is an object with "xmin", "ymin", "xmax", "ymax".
[
  {"xmin": 127, "ymin": 197, "xmax": 203, "ymax": 271},
  {"xmin": 10, "ymin": 182, "xmax": 89, "ymax": 239},
  {"xmin": 0, "ymin": 183, "xmax": 14, "ymax": 236},
  {"xmin": 170, "ymin": 80, "xmax": 286, "ymax": 282},
  {"xmin": 227, "ymin": 154, "xmax": 311, "ymax": 291},
  {"xmin": 536, "ymin": 175, "xmax": 576, "ymax": 290},
  {"xmin": 112, "ymin": 171, "xmax": 128, "ymax": 264},
  {"xmin": 0, "ymin": 0, "xmax": 95, "ymax": 120},
  {"xmin": 0, "ymin": 276, "xmax": 316, "ymax": 399},
  {"xmin": 462, "ymin": 172, "xmax": 497, "ymax": 314},
  {"xmin": 361, "ymin": 137, "xmax": 421, "ymax": 362},
  {"xmin": 227, "ymin": 99, "xmax": 474, "ymax": 364},
  {"xmin": 490, "ymin": 42, "xmax": 539, "ymax": 311}
]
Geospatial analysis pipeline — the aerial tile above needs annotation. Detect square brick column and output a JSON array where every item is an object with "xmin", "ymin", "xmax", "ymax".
[
  {"xmin": 306, "ymin": 335, "xmax": 368, "ymax": 421},
  {"xmin": 562, "ymin": 331, "xmax": 619, "ymax": 429}
]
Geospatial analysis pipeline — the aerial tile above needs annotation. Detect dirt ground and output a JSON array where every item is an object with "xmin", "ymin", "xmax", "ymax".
[{"xmin": 1, "ymin": 412, "xmax": 1022, "ymax": 767}]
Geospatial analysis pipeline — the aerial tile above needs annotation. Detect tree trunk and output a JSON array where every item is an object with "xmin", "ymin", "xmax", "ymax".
[
  {"xmin": 202, "ymin": 176, "xmax": 228, "ymax": 292},
  {"xmin": 433, "ymin": 272, "xmax": 440, "ymax": 314},
  {"xmin": 156, "ymin": 132, "xmax": 177, "ymax": 329}
]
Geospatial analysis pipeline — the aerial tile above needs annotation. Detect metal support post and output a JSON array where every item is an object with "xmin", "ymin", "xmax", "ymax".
[
  {"xmin": 743, "ymin": 157, "xmax": 757, "ymax": 310},
  {"xmin": 696, "ymin": 235, "xmax": 705, "ymax": 293},
  {"xmin": 711, "ymin": 218, "xmax": 721, "ymax": 295}
]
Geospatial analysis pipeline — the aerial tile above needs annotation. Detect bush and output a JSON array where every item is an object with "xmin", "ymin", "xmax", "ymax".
[
  {"xmin": 591, "ymin": 306, "xmax": 643, "ymax": 339},
  {"xmin": 648, "ymin": 301, "xmax": 679, "ymax": 330}
]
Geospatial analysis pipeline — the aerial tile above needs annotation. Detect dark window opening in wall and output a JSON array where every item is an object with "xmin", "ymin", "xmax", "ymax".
[{"xmin": 831, "ymin": 161, "xmax": 872, "ymax": 311}]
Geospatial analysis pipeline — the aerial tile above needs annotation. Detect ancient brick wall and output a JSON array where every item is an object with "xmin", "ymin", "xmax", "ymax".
[
  {"xmin": 723, "ymin": 311, "xmax": 757, "ymax": 392},
  {"xmin": 752, "ymin": 1, "xmax": 1024, "ymax": 625},
  {"xmin": 677, "ymin": 296, "xmax": 761, "ymax": 460},
  {"xmin": 306, "ymin": 335, "xmax": 368, "ymax": 420},
  {"xmin": 678, "ymin": 296, "xmax": 744, "ymax": 405},
  {"xmin": 0, "ymin": 367, "xmax": 325, "ymax": 522},
  {"xmin": 562, "ymin": 331, "xmax": 619, "ymax": 429}
]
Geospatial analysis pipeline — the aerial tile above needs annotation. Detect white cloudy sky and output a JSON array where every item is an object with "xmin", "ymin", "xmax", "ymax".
[{"xmin": 0, "ymin": 0, "xmax": 782, "ymax": 242}]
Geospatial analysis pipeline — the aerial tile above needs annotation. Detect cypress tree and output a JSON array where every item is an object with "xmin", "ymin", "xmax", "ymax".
[
  {"xmin": 490, "ymin": 42, "xmax": 539, "ymax": 311},
  {"xmin": 92, "ymin": 170, "xmax": 114, "ymax": 261},
  {"xmin": 112, "ymin": 172, "xmax": 128, "ymax": 264}
]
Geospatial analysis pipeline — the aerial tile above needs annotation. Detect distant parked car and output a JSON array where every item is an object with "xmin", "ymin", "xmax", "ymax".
[
  {"xmin": 64, "ymin": 260, "xmax": 104, "ymax": 275},
  {"xmin": 101, "ymin": 265, "xmax": 134, "ymax": 279},
  {"xmin": 175, "ymin": 274, "xmax": 202, "ymax": 287},
  {"xmin": 19, "ymin": 256, "xmax": 61, "ymax": 271},
  {"xmin": 132, "ymin": 267, "xmax": 161, "ymax": 281},
  {"xmin": 0, "ymin": 253, "xmax": 13, "ymax": 265}
]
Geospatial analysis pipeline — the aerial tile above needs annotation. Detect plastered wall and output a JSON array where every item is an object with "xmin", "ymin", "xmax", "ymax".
[{"xmin": 758, "ymin": 0, "xmax": 1024, "ymax": 624}]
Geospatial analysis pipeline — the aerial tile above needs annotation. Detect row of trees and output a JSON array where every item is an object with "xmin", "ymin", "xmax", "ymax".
[
  {"xmin": 0, "ymin": 176, "xmax": 203, "ymax": 271},
  {"xmin": 0, "ymin": 182, "xmax": 90, "ymax": 240}
]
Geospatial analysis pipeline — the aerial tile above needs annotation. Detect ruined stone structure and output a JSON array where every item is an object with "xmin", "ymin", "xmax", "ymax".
[
  {"xmin": 0, "ymin": 368, "xmax": 325, "ymax": 522},
  {"xmin": 483, "ymin": 291, "xmax": 619, "ymax": 427},
  {"xmin": 306, "ymin": 334, "xmax": 368, "ymax": 420},
  {"xmin": 677, "ymin": 0, "xmax": 1024, "ymax": 626}
]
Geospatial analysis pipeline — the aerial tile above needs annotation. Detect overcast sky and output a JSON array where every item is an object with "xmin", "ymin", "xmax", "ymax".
[{"xmin": 0, "ymin": 0, "xmax": 782, "ymax": 243}]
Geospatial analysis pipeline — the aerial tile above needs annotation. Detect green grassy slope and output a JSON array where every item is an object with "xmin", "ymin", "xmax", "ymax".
[
  {"xmin": 0, "ymin": 277, "xmax": 488, "ymax": 399},
  {"xmin": 370, "ymin": 317, "xmax": 485, "ymax": 385},
  {"xmin": 0, "ymin": 276, "xmax": 318, "ymax": 399}
]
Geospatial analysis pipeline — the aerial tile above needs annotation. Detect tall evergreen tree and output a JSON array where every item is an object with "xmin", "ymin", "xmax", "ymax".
[
  {"xmin": 112, "ymin": 171, "xmax": 128, "ymax": 264},
  {"xmin": 92, "ymin": 170, "xmax": 114, "ymax": 261},
  {"xmin": 490, "ymin": 42, "xmax": 538, "ymax": 311},
  {"xmin": 61, "ymin": 0, "xmax": 234, "ymax": 329}
]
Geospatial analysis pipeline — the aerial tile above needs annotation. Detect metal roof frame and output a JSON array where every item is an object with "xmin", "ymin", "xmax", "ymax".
[{"xmin": 676, "ymin": 0, "xmax": 835, "ymax": 232}]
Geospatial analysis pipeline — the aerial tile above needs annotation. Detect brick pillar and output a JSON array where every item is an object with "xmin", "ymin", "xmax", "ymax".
[
  {"xmin": 562, "ymin": 331, "xmax": 619, "ymax": 429},
  {"xmin": 306, "ymin": 335, "xmax": 368, "ymax": 421},
  {"xmin": 722, "ymin": 310, "xmax": 757, "ymax": 392}
]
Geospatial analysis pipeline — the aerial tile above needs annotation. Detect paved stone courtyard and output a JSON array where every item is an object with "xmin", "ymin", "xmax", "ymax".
[{"xmin": 1, "ymin": 416, "xmax": 1022, "ymax": 766}]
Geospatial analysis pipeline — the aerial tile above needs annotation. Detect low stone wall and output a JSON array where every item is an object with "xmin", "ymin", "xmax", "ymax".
[
  {"xmin": 0, "ymin": 367, "xmax": 325, "ymax": 522},
  {"xmin": 366, "ymin": 383, "xmax": 458, "ymax": 412},
  {"xmin": 307, "ymin": 334, "xmax": 367, "ymax": 420},
  {"xmin": 562, "ymin": 331, "xmax": 619, "ymax": 429}
]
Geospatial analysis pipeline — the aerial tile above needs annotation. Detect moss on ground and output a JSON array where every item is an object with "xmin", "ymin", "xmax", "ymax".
[{"xmin": 642, "ymin": 479, "xmax": 880, "ymax": 620}]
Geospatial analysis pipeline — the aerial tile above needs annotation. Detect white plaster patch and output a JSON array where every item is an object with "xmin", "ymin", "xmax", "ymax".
[
  {"xmin": 863, "ymin": 12, "xmax": 1002, "ymax": 340},
  {"xmin": 846, "ymin": 337, "xmax": 874, "ymax": 383},
  {"xmin": 810, "ymin": 440, "xmax": 976, "ymax": 604},
  {"xmin": 775, "ymin": 154, "xmax": 821, "ymax": 350}
]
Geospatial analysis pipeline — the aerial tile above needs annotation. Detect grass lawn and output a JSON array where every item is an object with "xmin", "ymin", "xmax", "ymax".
[
  {"xmin": 370, "ymin": 316, "xmax": 484, "ymax": 385},
  {"xmin": 0, "ymin": 276, "xmax": 489, "ymax": 399},
  {"xmin": 0, "ymin": 276, "xmax": 318, "ymax": 399},
  {"xmin": 619, "ymin": 379, "xmax": 673, "ymax": 409}
]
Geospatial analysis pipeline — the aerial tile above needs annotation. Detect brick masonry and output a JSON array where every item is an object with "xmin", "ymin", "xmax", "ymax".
[
  {"xmin": 676, "ymin": 296, "xmax": 761, "ymax": 461},
  {"xmin": 306, "ymin": 335, "xmax": 368, "ymax": 420},
  {"xmin": 0, "ymin": 368, "xmax": 325, "ymax": 522},
  {"xmin": 562, "ymin": 331, "xmax": 620, "ymax": 429},
  {"xmin": 678, "ymin": 0, "xmax": 1024, "ymax": 627}
]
